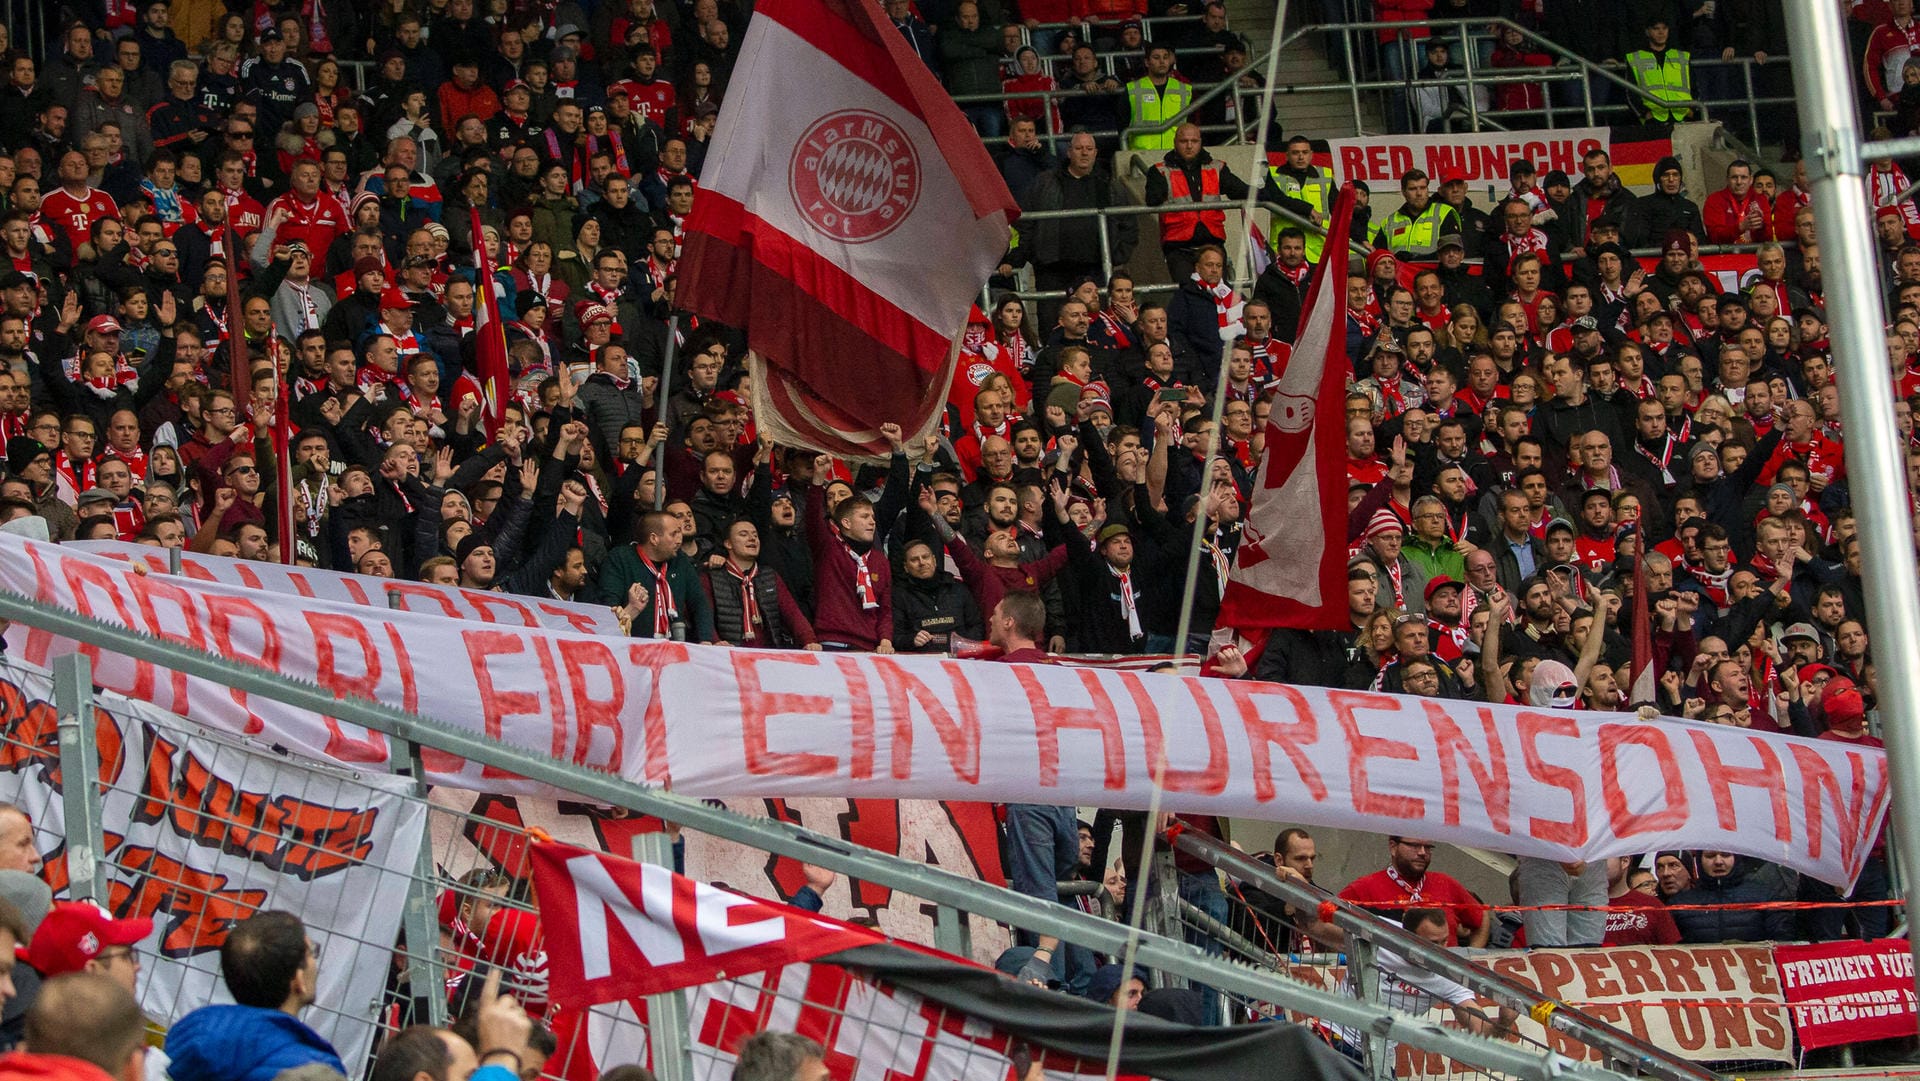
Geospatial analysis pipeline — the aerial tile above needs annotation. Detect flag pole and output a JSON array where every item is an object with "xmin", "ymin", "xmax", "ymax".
[
  {"xmin": 225, "ymin": 217, "xmax": 246, "ymax": 405},
  {"xmin": 1171, "ymin": 0, "xmax": 1290, "ymax": 662},
  {"xmin": 653, "ymin": 314, "xmax": 680, "ymax": 511}
]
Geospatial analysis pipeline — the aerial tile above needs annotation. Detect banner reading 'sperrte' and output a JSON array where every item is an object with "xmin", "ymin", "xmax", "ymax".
[{"xmin": 0, "ymin": 535, "xmax": 1888, "ymax": 888}]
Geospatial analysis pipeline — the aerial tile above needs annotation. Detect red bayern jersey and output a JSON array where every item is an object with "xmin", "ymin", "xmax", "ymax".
[
  {"xmin": 611, "ymin": 77, "xmax": 677, "ymax": 129},
  {"xmin": 266, "ymin": 191, "xmax": 349, "ymax": 260},
  {"xmin": 1339, "ymin": 868, "xmax": 1487, "ymax": 946},
  {"xmin": 39, "ymin": 186, "xmax": 120, "ymax": 256}
]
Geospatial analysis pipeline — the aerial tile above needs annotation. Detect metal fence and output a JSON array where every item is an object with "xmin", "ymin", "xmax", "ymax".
[{"xmin": 0, "ymin": 586, "xmax": 1675, "ymax": 1081}]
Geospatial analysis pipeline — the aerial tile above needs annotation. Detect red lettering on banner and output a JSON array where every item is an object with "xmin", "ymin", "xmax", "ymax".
[
  {"xmin": 1574, "ymin": 953, "xmax": 1622, "ymax": 997},
  {"xmin": 1518, "ymin": 711, "xmax": 1586, "ymax": 845},
  {"xmin": 627, "ymin": 642, "xmax": 687, "ymax": 784},
  {"xmin": 283, "ymin": 570, "xmax": 317, "ymax": 598},
  {"xmin": 465, "ymin": 630, "xmax": 550, "ymax": 777},
  {"xmin": 1598, "ymin": 724, "xmax": 1689, "ymax": 837},
  {"xmin": 204, "ymin": 592, "xmax": 280, "ymax": 734},
  {"xmin": 1695, "ymin": 946, "xmax": 1739, "ymax": 991},
  {"xmin": 1338, "ymin": 146, "xmax": 1367, "ymax": 180},
  {"xmin": 305, "ymin": 612, "xmax": 391, "ymax": 763},
  {"xmin": 1017, "ymin": 666, "xmax": 1124, "ymax": 789},
  {"xmin": 174, "ymin": 558, "xmax": 216, "ymax": 581},
  {"xmin": 84, "ymin": 562, "xmax": 182, "ymax": 707},
  {"xmin": 1530, "ymin": 953, "xmax": 1576, "ymax": 1003},
  {"xmin": 733, "ymin": 653, "xmax": 838, "ymax": 777},
  {"xmin": 232, "ymin": 564, "xmax": 263, "ymax": 590},
  {"xmin": 124, "ymin": 569, "xmax": 201, "ymax": 711},
  {"xmin": 470, "ymin": 592, "xmax": 541, "ymax": 627},
  {"xmin": 109, "ymin": 845, "xmax": 268, "ymax": 957},
  {"xmin": 1423, "ymin": 146, "xmax": 1461, "ymax": 182},
  {"xmin": 834, "ymin": 656, "xmax": 877, "ymax": 779},
  {"xmin": 559, "ymin": 639, "xmax": 625, "ymax": 768},
  {"xmin": 1741, "ymin": 947, "xmax": 1780, "ymax": 995},
  {"xmin": 338, "ymin": 577, "xmax": 372, "ymax": 605},
  {"xmin": 1655, "ymin": 947, "xmax": 1707, "ymax": 991},
  {"xmin": 539, "ymin": 602, "xmax": 605, "ymax": 634},
  {"xmin": 1790, "ymin": 743, "xmax": 1874, "ymax": 871},
  {"xmin": 532, "ymin": 638, "xmax": 565, "ymax": 757},
  {"xmin": 1121, "ymin": 673, "xmax": 1227, "ymax": 796},
  {"xmin": 1614, "ymin": 950, "xmax": 1659, "ymax": 995},
  {"xmin": 388, "ymin": 581, "xmax": 461, "ymax": 618},
  {"xmin": 872, "ymin": 658, "xmax": 981, "ymax": 784},
  {"xmin": 1328, "ymin": 691, "xmax": 1425, "ymax": 820},
  {"xmin": 1687, "ymin": 730, "xmax": 1790, "ymax": 844},
  {"xmin": 1229, "ymin": 681, "xmax": 1327, "ymax": 802},
  {"xmin": 1424, "ymin": 701, "xmax": 1511, "ymax": 833}
]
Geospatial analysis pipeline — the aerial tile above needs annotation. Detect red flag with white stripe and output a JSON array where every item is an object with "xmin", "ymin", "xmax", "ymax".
[
  {"xmin": 676, "ymin": 0, "xmax": 1017, "ymax": 459},
  {"xmin": 470, "ymin": 208, "xmax": 511, "ymax": 437},
  {"xmin": 1215, "ymin": 184, "xmax": 1359, "ymax": 633}
]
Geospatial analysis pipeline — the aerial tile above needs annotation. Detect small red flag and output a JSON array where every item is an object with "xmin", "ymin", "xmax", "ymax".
[
  {"xmin": 528, "ymin": 840, "xmax": 881, "ymax": 1006},
  {"xmin": 1215, "ymin": 184, "xmax": 1360, "ymax": 632},
  {"xmin": 469, "ymin": 208, "xmax": 511, "ymax": 438}
]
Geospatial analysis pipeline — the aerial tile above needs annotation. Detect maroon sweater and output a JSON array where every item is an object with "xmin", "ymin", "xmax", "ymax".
[
  {"xmin": 944, "ymin": 533, "xmax": 1069, "ymax": 619},
  {"xmin": 805, "ymin": 484, "xmax": 892, "ymax": 649}
]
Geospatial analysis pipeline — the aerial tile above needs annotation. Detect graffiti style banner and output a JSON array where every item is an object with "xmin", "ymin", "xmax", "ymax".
[{"xmin": 0, "ymin": 660, "xmax": 425, "ymax": 1070}]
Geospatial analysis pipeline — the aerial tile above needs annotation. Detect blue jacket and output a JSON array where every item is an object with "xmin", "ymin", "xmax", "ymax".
[{"xmin": 165, "ymin": 1005, "xmax": 344, "ymax": 1081}]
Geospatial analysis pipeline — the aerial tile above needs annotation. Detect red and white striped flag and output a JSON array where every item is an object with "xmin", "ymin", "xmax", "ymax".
[
  {"xmin": 470, "ymin": 208, "xmax": 511, "ymax": 437},
  {"xmin": 1215, "ymin": 183, "xmax": 1359, "ymax": 636},
  {"xmin": 676, "ymin": 0, "xmax": 1017, "ymax": 459}
]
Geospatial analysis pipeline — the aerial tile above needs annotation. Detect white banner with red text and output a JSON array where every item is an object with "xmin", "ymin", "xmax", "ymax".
[
  {"xmin": 0, "ymin": 658, "xmax": 425, "ymax": 1072},
  {"xmin": 69, "ymin": 539, "xmax": 623, "ymax": 635},
  {"xmin": 0, "ymin": 535, "xmax": 1888, "ymax": 887},
  {"xmin": 1326, "ymin": 129, "xmax": 1609, "ymax": 191},
  {"xmin": 1284, "ymin": 944, "xmax": 1791, "ymax": 1075}
]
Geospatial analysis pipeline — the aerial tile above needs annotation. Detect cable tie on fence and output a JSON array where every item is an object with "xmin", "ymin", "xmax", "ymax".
[
  {"xmin": 1528, "ymin": 1000, "xmax": 1559, "ymax": 1025},
  {"xmin": 1161, "ymin": 820, "xmax": 1186, "ymax": 845},
  {"xmin": 526, "ymin": 826, "xmax": 554, "ymax": 843},
  {"xmin": 1317, "ymin": 900, "xmax": 1340, "ymax": 925}
]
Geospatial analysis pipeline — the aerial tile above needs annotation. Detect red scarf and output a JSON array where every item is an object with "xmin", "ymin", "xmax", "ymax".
[
  {"xmin": 1193, "ymin": 273, "xmax": 1240, "ymax": 332},
  {"xmin": 726, "ymin": 560, "xmax": 763, "ymax": 642},
  {"xmin": 640, "ymin": 552, "xmax": 677, "ymax": 635},
  {"xmin": 845, "ymin": 541, "xmax": 878, "ymax": 609}
]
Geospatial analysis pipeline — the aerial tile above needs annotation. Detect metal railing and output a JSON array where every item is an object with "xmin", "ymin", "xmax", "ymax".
[
  {"xmin": 0, "ymin": 586, "xmax": 1642, "ymax": 1081},
  {"xmin": 1166, "ymin": 829, "xmax": 1721, "ymax": 1081}
]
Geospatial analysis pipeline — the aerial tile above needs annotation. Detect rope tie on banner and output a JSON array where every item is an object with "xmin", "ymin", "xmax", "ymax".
[{"xmin": 1528, "ymin": 1000, "xmax": 1560, "ymax": 1025}]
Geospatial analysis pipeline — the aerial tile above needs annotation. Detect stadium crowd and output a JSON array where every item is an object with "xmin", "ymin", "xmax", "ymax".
[{"xmin": 0, "ymin": 0, "xmax": 1907, "ymax": 1071}]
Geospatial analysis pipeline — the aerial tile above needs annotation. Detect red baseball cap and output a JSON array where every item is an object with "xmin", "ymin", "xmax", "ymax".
[
  {"xmin": 86, "ymin": 315, "xmax": 122, "ymax": 336},
  {"xmin": 26, "ymin": 901, "xmax": 152, "ymax": 976}
]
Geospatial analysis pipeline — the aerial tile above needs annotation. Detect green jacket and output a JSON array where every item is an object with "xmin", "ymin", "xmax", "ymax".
[
  {"xmin": 1402, "ymin": 534, "xmax": 1466, "ymax": 584},
  {"xmin": 598, "ymin": 544, "xmax": 716, "ymax": 642}
]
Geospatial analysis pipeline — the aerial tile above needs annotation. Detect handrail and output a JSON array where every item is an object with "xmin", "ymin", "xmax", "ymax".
[
  {"xmin": 1166, "ymin": 828, "xmax": 1725, "ymax": 1081},
  {"xmin": 0, "ymin": 588, "xmax": 1632, "ymax": 1081}
]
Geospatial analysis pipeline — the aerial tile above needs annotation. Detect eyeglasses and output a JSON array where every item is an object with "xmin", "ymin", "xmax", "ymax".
[
  {"xmin": 226, "ymin": 465, "xmax": 258, "ymax": 476},
  {"xmin": 226, "ymin": 130, "xmax": 253, "ymax": 140},
  {"xmin": 153, "ymin": 247, "xmax": 177, "ymax": 256},
  {"xmin": 204, "ymin": 406, "xmax": 235, "ymax": 416}
]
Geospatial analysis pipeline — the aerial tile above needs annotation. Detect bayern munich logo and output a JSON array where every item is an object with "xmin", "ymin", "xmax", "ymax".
[{"xmin": 789, "ymin": 110, "xmax": 920, "ymax": 244}]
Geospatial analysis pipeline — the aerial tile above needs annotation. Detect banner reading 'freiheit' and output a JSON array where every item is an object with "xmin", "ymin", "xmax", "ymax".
[{"xmin": 0, "ymin": 535, "xmax": 1888, "ymax": 887}]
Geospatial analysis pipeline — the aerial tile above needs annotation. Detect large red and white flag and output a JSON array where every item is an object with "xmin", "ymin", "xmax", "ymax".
[
  {"xmin": 470, "ymin": 208, "xmax": 512, "ymax": 437},
  {"xmin": 676, "ymin": 0, "xmax": 1017, "ymax": 459},
  {"xmin": 529, "ymin": 840, "xmax": 880, "ymax": 1005},
  {"xmin": 1215, "ymin": 184, "xmax": 1359, "ymax": 634}
]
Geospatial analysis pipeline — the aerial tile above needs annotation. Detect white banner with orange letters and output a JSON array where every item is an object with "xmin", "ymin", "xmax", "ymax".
[{"xmin": 0, "ymin": 535, "xmax": 1888, "ymax": 887}]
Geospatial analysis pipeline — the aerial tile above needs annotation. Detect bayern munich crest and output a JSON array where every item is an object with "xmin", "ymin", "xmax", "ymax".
[{"xmin": 789, "ymin": 110, "xmax": 921, "ymax": 244}]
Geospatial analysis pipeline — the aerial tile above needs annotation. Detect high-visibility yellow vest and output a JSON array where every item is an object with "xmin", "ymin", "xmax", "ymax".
[
  {"xmin": 1383, "ymin": 201, "xmax": 1450, "ymax": 254},
  {"xmin": 1269, "ymin": 165, "xmax": 1335, "ymax": 262},
  {"xmin": 1125, "ymin": 76, "xmax": 1191, "ymax": 151},
  {"xmin": 1625, "ymin": 48, "xmax": 1694, "ymax": 122}
]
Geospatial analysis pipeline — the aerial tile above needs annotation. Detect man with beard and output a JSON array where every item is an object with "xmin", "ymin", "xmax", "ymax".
[
  {"xmin": 1253, "ymin": 226, "xmax": 1310, "ymax": 342},
  {"xmin": 1341, "ymin": 835, "xmax": 1489, "ymax": 947}
]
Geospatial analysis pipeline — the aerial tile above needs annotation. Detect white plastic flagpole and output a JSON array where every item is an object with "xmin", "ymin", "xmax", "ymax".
[
  {"xmin": 1782, "ymin": 0, "xmax": 1920, "ymax": 980},
  {"xmin": 1172, "ymin": 0, "xmax": 1291, "ymax": 661}
]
